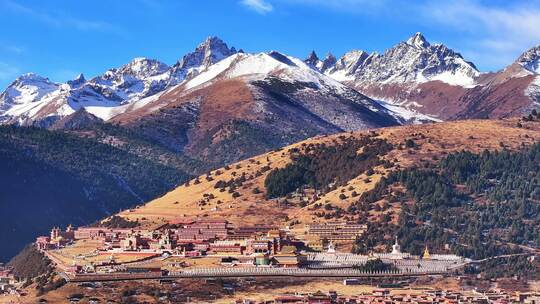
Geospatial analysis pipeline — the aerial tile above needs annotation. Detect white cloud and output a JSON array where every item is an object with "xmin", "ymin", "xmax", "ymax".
[
  {"xmin": 0, "ymin": 62, "xmax": 20, "ymax": 81},
  {"xmin": 422, "ymin": 0, "xmax": 540, "ymax": 70},
  {"xmin": 241, "ymin": 0, "xmax": 273, "ymax": 14},
  {"xmin": 270, "ymin": 0, "xmax": 540, "ymax": 70}
]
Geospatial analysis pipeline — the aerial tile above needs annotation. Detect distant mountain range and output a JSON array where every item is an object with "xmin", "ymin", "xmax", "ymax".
[
  {"xmin": 308, "ymin": 32, "xmax": 540, "ymax": 120},
  {"xmin": 1, "ymin": 33, "xmax": 540, "ymax": 128}
]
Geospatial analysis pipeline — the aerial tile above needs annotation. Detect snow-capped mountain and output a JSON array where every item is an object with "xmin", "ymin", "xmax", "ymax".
[
  {"xmin": 516, "ymin": 45, "xmax": 540, "ymax": 109},
  {"xmin": 305, "ymin": 32, "xmax": 539, "ymax": 120},
  {"xmin": 2, "ymin": 33, "xmax": 540, "ymax": 127},
  {"xmin": 64, "ymin": 57, "xmax": 172, "ymax": 118},
  {"xmin": 311, "ymin": 32, "xmax": 479, "ymax": 87},
  {"xmin": 168, "ymin": 36, "xmax": 238, "ymax": 84},
  {"xmin": 516, "ymin": 45, "xmax": 540, "ymax": 74},
  {"xmin": 0, "ymin": 74, "xmax": 67, "ymax": 125},
  {"xmin": 0, "ymin": 73, "xmax": 60, "ymax": 114},
  {"xmin": 114, "ymin": 50, "xmax": 400, "ymax": 128},
  {"xmin": 109, "ymin": 49, "xmax": 400, "ymax": 161},
  {"xmin": 0, "ymin": 37, "xmax": 238, "ymax": 126}
]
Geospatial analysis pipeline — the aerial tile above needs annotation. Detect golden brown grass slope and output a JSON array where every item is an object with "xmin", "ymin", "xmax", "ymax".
[{"xmin": 118, "ymin": 119, "xmax": 540, "ymax": 229}]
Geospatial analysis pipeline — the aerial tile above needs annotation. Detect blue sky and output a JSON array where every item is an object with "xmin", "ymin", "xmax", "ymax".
[{"xmin": 1, "ymin": 0, "xmax": 540, "ymax": 88}]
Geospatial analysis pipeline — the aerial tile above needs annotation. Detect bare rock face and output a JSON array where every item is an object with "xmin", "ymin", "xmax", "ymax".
[{"xmin": 169, "ymin": 36, "xmax": 237, "ymax": 82}]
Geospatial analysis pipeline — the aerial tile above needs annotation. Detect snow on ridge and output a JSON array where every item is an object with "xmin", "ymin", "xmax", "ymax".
[
  {"xmin": 516, "ymin": 45, "xmax": 540, "ymax": 74},
  {"xmin": 375, "ymin": 98, "xmax": 441, "ymax": 124},
  {"xmin": 184, "ymin": 52, "xmax": 333, "ymax": 91},
  {"xmin": 525, "ymin": 75, "xmax": 540, "ymax": 101},
  {"xmin": 428, "ymin": 71, "xmax": 477, "ymax": 88}
]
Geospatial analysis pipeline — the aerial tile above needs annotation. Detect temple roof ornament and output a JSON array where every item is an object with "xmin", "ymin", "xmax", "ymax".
[{"xmin": 423, "ymin": 245, "xmax": 431, "ymax": 259}]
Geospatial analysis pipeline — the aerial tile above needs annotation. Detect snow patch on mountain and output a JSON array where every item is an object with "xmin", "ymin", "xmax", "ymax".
[
  {"xmin": 525, "ymin": 75, "xmax": 540, "ymax": 105},
  {"xmin": 517, "ymin": 45, "xmax": 540, "ymax": 74},
  {"xmin": 375, "ymin": 98, "xmax": 441, "ymax": 124},
  {"xmin": 184, "ymin": 51, "xmax": 343, "ymax": 91},
  {"xmin": 0, "ymin": 74, "xmax": 60, "ymax": 110},
  {"xmin": 429, "ymin": 70, "xmax": 477, "ymax": 87},
  {"xmin": 85, "ymin": 90, "xmax": 166, "ymax": 121}
]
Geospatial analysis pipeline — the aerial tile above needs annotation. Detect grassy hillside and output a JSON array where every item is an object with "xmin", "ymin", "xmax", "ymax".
[
  {"xmin": 118, "ymin": 119, "xmax": 540, "ymax": 277},
  {"xmin": 121, "ymin": 119, "xmax": 540, "ymax": 226},
  {"xmin": 0, "ymin": 125, "xmax": 191, "ymax": 261}
]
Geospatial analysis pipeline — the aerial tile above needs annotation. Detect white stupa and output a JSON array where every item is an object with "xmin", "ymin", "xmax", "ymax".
[
  {"xmin": 327, "ymin": 241, "xmax": 336, "ymax": 253},
  {"xmin": 379, "ymin": 236, "xmax": 410, "ymax": 260},
  {"xmin": 391, "ymin": 236, "xmax": 401, "ymax": 254}
]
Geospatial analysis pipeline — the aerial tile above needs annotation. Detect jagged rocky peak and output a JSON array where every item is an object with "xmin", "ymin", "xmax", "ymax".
[
  {"xmin": 516, "ymin": 45, "xmax": 540, "ymax": 74},
  {"xmin": 319, "ymin": 53, "xmax": 337, "ymax": 73},
  {"xmin": 67, "ymin": 73, "xmax": 86, "ymax": 89},
  {"xmin": 176, "ymin": 36, "xmax": 237, "ymax": 70},
  {"xmin": 322, "ymin": 52, "xmax": 337, "ymax": 63},
  {"xmin": 304, "ymin": 50, "xmax": 320, "ymax": 66},
  {"xmin": 341, "ymin": 32, "xmax": 480, "ymax": 85},
  {"xmin": 335, "ymin": 50, "xmax": 369, "ymax": 71},
  {"xmin": 304, "ymin": 50, "xmax": 337, "ymax": 72},
  {"xmin": 406, "ymin": 32, "xmax": 430, "ymax": 49},
  {"xmin": 116, "ymin": 57, "xmax": 169, "ymax": 78}
]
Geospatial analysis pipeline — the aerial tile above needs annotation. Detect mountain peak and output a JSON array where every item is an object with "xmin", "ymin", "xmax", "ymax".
[
  {"xmin": 1, "ymin": 73, "xmax": 59, "ymax": 107},
  {"xmin": 118, "ymin": 57, "xmax": 169, "ymax": 78},
  {"xmin": 67, "ymin": 73, "xmax": 86, "ymax": 89},
  {"xmin": 74, "ymin": 73, "xmax": 85, "ymax": 81},
  {"xmin": 7, "ymin": 73, "xmax": 57, "ymax": 91},
  {"xmin": 305, "ymin": 50, "xmax": 320, "ymax": 67},
  {"xmin": 200, "ymin": 36, "xmax": 232, "ymax": 50},
  {"xmin": 15, "ymin": 73, "xmax": 51, "ymax": 83},
  {"xmin": 307, "ymin": 50, "xmax": 319, "ymax": 60},
  {"xmin": 406, "ymin": 32, "xmax": 430, "ymax": 49},
  {"xmin": 324, "ymin": 52, "xmax": 336, "ymax": 60},
  {"xmin": 516, "ymin": 44, "xmax": 540, "ymax": 74},
  {"xmin": 319, "ymin": 53, "xmax": 337, "ymax": 72},
  {"xmin": 176, "ymin": 36, "xmax": 237, "ymax": 71}
]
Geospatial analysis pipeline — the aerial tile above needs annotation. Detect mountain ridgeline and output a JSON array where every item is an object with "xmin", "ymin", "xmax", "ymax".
[{"xmin": 2, "ymin": 33, "xmax": 540, "ymax": 129}]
